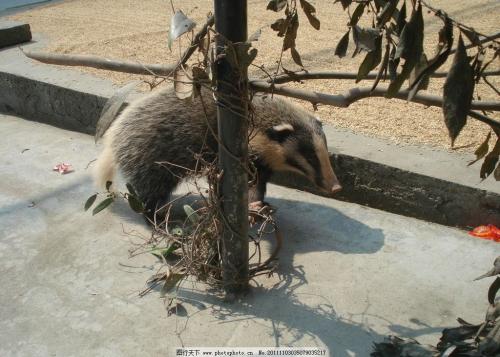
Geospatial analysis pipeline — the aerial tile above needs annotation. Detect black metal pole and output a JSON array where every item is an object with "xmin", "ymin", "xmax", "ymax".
[{"xmin": 214, "ymin": 0, "xmax": 249, "ymax": 295}]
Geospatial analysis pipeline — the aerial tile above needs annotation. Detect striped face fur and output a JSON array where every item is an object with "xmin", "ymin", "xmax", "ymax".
[{"xmin": 252, "ymin": 118, "xmax": 342, "ymax": 195}]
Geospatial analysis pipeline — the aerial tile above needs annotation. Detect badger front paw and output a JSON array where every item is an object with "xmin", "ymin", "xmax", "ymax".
[{"xmin": 248, "ymin": 201, "xmax": 272, "ymax": 226}]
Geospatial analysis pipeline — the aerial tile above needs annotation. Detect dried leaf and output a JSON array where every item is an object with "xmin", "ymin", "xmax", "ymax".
[
  {"xmin": 299, "ymin": 0, "xmax": 320, "ymax": 30},
  {"xmin": 84, "ymin": 194, "xmax": 97, "ymax": 211},
  {"xmin": 495, "ymin": 164, "xmax": 500, "ymax": 181},
  {"xmin": 440, "ymin": 324, "xmax": 481, "ymax": 344},
  {"xmin": 377, "ymin": 0, "xmax": 399, "ymax": 28},
  {"xmin": 468, "ymin": 131, "xmax": 491, "ymax": 166},
  {"xmin": 168, "ymin": 10, "xmax": 196, "ymax": 50},
  {"xmin": 271, "ymin": 18, "xmax": 288, "ymax": 37},
  {"xmin": 95, "ymin": 81, "xmax": 139, "ymax": 143},
  {"xmin": 352, "ymin": 26, "xmax": 380, "ymax": 55},
  {"xmin": 408, "ymin": 15, "xmax": 452, "ymax": 98},
  {"xmin": 92, "ymin": 197, "xmax": 114, "ymax": 216},
  {"xmin": 248, "ymin": 28, "xmax": 262, "ymax": 42},
  {"xmin": 479, "ymin": 323, "xmax": 500, "ymax": 355},
  {"xmin": 167, "ymin": 303, "xmax": 188, "ymax": 317},
  {"xmin": 267, "ymin": 0, "xmax": 287, "ymax": 12},
  {"xmin": 349, "ymin": 3, "xmax": 365, "ymax": 27},
  {"xmin": 395, "ymin": 0, "xmax": 406, "ymax": 35},
  {"xmin": 335, "ymin": 29, "xmax": 350, "ymax": 58},
  {"xmin": 106, "ymin": 180, "xmax": 113, "ymax": 191},
  {"xmin": 480, "ymin": 135, "xmax": 499, "ymax": 179},
  {"xmin": 486, "ymin": 302, "xmax": 500, "ymax": 322},
  {"xmin": 394, "ymin": 4, "xmax": 423, "ymax": 61},
  {"xmin": 290, "ymin": 47, "xmax": 304, "ymax": 67},
  {"xmin": 174, "ymin": 67, "xmax": 193, "ymax": 100},
  {"xmin": 407, "ymin": 53, "xmax": 429, "ymax": 100},
  {"xmin": 461, "ymin": 28, "xmax": 481, "ymax": 46},
  {"xmin": 488, "ymin": 277, "xmax": 500, "ymax": 305},
  {"xmin": 443, "ymin": 35, "xmax": 475, "ymax": 146},
  {"xmin": 357, "ymin": 34, "xmax": 382, "ymax": 82},
  {"xmin": 283, "ymin": 12, "xmax": 299, "ymax": 51},
  {"xmin": 474, "ymin": 257, "xmax": 500, "ymax": 281},
  {"xmin": 160, "ymin": 272, "xmax": 185, "ymax": 297},
  {"xmin": 371, "ymin": 41, "xmax": 390, "ymax": 91}
]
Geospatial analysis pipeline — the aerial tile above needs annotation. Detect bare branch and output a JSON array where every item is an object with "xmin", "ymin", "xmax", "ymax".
[
  {"xmin": 250, "ymin": 81, "xmax": 500, "ymax": 129},
  {"xmin": 421, "ymin": 0, "xmax": 500, "ymax": 47},
  {"xmin": 22, "ymin": 15, "xmax": 214, "ymax": 77},
  {"xmin": 22, "ymin": 50, "xmax": 176, "ymax": 76},
  {"xmin": 468, "ymin": 111, "xmax": 500, "ymax": 130},
  {"xmin": 270, "ymin": 70, "xmax": 500, "ymax": 84}
]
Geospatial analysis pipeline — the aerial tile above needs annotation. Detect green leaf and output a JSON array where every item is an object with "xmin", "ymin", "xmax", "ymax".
[
  {"xmin": 356, "ymin": 35, "xmax": 382, "ymax": 83},
  {"xmin": 335, "ymin": 29, "xmax": 350, "ymax": 58},
  {"xmin": 267, "ymin": 0, "xmax": 287, "ymax": 12},
  {"xmin": 84, "ymin": 194, "xmax": 97, "ymax": 211},
  {"xmin": 443, "ymin": 35, "xmax": 475, "ymax": 146},
  {"xmin": 299, "ymin": 0, "xmax": 320, "ymax": 30},
  {"xmin": 151, "ymin": 244, "xmax": 178, "ymax": 260},
  {"xmin": 183, "ymin": 205, "xmax": 200, "ymax": 225},
  {"xmin": 125, "ymin": 183, "xmax": 137, "ymax": 196},
  {"xmin": 160, "ymin": 273, "xmax": 185, "ymax": 297},
  {"xmin": 377, "ymin": 0, "xmax": 399, "ymax": 28},
  {"xmin": 290, "ymin": 47, "xmax": 304, "ymax": 67},
  {"xmin": 172, "ymin": 227, "xmax": 183, "ymax": 236},
  {"xmin": 127, "ymin": 194, "xmax": 144, "ymax": 213},
  {"xmin": 349, "ymin": 3, "xmax": 365, "ymax": 27},
  {"xmin": 92, "ymin": 197, "xmax": 114, "ymax": 216}
]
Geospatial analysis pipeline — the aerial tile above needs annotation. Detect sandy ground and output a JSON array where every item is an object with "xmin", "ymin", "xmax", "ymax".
[{"xmin": 9, "ymin": 0, "xmax": 500, "ymax": 152}]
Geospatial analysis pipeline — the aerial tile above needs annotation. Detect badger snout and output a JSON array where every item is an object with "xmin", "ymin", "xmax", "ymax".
[
  {"xmin": 322, "ymin": 180, "xmax": 342, "ymax": 196},
  {"xmin": 331, "ymin": 183, "xmax": 342, "ymax": 194}
]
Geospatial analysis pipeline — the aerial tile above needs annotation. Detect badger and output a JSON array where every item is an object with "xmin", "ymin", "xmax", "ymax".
[{"xmin": 94, "ymin": 86, "xmax": 342, "ymax": 221}]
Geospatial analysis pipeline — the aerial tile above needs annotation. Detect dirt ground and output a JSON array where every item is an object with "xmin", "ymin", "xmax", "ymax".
[{"xmin": 9, "ymin": 0, "xmax": 500, "ymax": 152}]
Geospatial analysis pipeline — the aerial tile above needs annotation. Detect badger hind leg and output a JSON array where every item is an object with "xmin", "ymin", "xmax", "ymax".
[{"xmin": 126, "ymin": 166, "xmax": 181, "ymax": 225}]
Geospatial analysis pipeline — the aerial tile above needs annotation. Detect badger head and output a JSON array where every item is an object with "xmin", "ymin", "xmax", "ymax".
[{"xmin": 251, "ymin": 116, "xmax": 342, "ymax": 196}]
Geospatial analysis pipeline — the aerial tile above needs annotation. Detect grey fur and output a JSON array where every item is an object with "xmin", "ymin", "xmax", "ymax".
[{"xmin": 96, "ymin": 86, "xmax": 336, "ymax": 217}]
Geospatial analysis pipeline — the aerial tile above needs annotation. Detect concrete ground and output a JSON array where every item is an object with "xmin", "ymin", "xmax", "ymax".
[{"xmin": 0, "ymin": 113, "xmax": 499, "ymax": 357}]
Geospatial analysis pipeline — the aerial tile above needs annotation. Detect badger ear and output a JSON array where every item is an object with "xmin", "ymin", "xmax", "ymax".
[{"xmin": 266, "ymin": 123, "xmax": 294, "ymax": 143}]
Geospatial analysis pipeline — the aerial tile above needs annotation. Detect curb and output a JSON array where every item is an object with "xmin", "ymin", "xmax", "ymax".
[
  {"xmin": 0, "ymin": 20, "xmax": 31, "ymax": 48},
  {"xmin": 0, "ymin": 68, "xmax": 498, "ymax": 229}
]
